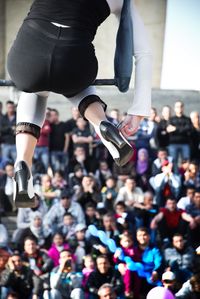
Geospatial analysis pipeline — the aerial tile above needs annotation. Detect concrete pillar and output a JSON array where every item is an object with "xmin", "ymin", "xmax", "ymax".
[{"xmin": 0, "ymin": 0, "xmax": 5, "ymax": 78}]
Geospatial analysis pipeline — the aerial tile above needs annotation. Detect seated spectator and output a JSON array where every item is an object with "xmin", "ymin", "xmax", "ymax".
[
  {"xmin": 161, "ymin": 271, "xmax": 178, "ymax": 295},
  {"xmin": 183, "ymin": 161, "xmax": 200, "ymax": 190},
  {"xmin": 48, "ymin": 232, "xmax": 70, "ymax": 267},
  {"xmin": 13, "ymin": 193, "xmax": 48, "ymax": 243},
  {"xmin": 114, "ymin": 201, "xmax": 136, "ymax": 235},
  {"xmin": 84, "ymin": 203, "xmax": 99, "ymax": 230},
  {"xmin": 22, "ymin": 237, "xmax": 54, "ymax": 297},
  {"xmin": 85, "ymin": 255, "xmax": 124, "ymax": 299},
  {"xmin": 164, "ymin": 233, "xmax": 195, "ymax": 285},
  {"xmin": 101, "ymin": 177, "xmax": 118, "ymax": 212},
  {"xmin": 185, "ymin": 188, "xmax": 200, "ymax": 248},
  {"xmin": 0, "ymin": 162, "xmax": 14, "ymax": 213},
  {"xmin": 0, "ymin": 251, "xmax": 38, "ymax": 299},
  {"xmin": 135, "ymin": 227, "xmax": 163, "ymax": 296},
  {"xmin": 115, "ymin": 176, "xmax": 144, "ymax": 210},
  {"xmin": 177, "ymin": 185, "xmax": 195, "ymax": 210},
  {"xmin": 69, "ymin": 223, "xmax": 90, "ymax": 271},
  {"xmin": 0, "ymin": 248, "xmax": 10, "ymax": 299},
  {"xmin": 76, "ymin": 175, "xmax": 102, "ymax": 209},
  {"xmin": 113, "ymin": 231, "xmax": 139, "ymax": 298},
  {"xmin": 150, "ymin": 160, "xmax": 181, "ymax": 207},
  {"xmin": 98, "ymin": 283, "xmax": 117, "ymax": 299},
  {"xmin": 58, "ymin": 212, "xmax": 76, "ymax": 240},
  {"xmin": 135, "ymin": 148, "xmax": 152, "ymax": 192},
  {"xmin": 151, "ymin": 148, "xmax": 173, "ymax": 177},
  {"xmin": 150, "ymin": 198, "xmax": 195, "ymax": 244},
  {"xmin": 68, "ymin": 164, "xmax": 84, "ymax": 193},
  {"xmin": 43, "ymin": 188, "xmax": 85, "ymax": 233},
  {"xmin": 37, "ymin": 174, "xmax": 61, "ymax": 208},
  {"xmin": 175, "ymin": 272, "xmax": 200, "ymax": 299},
  {"xmin": 68, "ymin": 145, "xmax": 93, "ymax": 174},
  {"xmin": 82, "ymin": 255, "xmax": 95, "ymax": 290},
  {"xmin": 52, "ymin": 170, "xmax": 67, "ymax": 189},
  {"xmin": 90, "ymin": 213, "xmax": 119, "ymax": 258},
  {"xmin": 95, "ymin": 160, "xmax": 112, "ymax": 188},
  {"xmin": 16, "ymin": 211, "xmax": 51, "ymax": 251},
  {"xmin": 45, "ymin": 249, "xmax": 84, "ymax": 299}
]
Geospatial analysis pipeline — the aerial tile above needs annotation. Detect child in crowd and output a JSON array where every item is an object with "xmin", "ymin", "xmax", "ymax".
[
  {"xmin": 114, "ymin": 231, "xmax": 140, "ymax": 299},
  {"xmin": 58, "ymin": 212, "xmax": 76, "ymax": 240},
  {"xmin": 101, "ymin": 176, "xmax": 118, "ymax": 212},
  {"xmin": 82, "ymin": 254, "xmax": 95, "ymax": 290},
  {"xmin": 48, "ymin": 232, "xmax": 70, "ymax": 266}
]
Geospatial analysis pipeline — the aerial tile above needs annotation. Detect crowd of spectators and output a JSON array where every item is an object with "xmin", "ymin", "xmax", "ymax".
[{"xmin": 0, "ymin": 99, "xmax": 200, "ymax": 299}]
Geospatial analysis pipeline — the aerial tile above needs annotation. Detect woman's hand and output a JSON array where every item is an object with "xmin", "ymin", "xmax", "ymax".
[{"xmin": 118, "ymin": 115, "xmax": 143, "ymax": 138}]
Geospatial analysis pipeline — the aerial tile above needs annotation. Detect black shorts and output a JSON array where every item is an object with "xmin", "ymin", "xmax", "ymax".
[{"xmin": 7, "ymin": 19, "xmax": 98, "ymax": 97}]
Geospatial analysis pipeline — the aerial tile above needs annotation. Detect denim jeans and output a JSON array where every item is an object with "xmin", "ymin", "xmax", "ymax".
[
  {"xmin": 168, "ymin": 144, "xmax": 190, "ymax": 172},
  {"xmin": 34, "ymin": 146, "xmax": 49, "ymax": 171},
  {"xmin": 50, "ymin": 151, "xmax": 68, "ymax": 172},
  {"xmin": 1, "ymin": 143, "xmax": 16, "ymax": 163}
]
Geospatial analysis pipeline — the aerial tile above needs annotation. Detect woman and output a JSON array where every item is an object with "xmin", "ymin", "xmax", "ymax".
[{"xmin": 7, "ymin": 0, "xmax": 152, "ymax": 207}]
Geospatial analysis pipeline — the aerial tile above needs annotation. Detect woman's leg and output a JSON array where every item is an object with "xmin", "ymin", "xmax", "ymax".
[
  {"xmin": 14, "ymin": 91, "xmax": 49, "ymax": 207},
  {"xmin": 67, "ymin": 86, "xmax": 133, "ymax": 166}
]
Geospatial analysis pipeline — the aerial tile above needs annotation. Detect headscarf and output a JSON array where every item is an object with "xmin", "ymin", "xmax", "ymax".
[{"xmin": 136, "ymin": 148, "xmax": 149, "ymax": 175}]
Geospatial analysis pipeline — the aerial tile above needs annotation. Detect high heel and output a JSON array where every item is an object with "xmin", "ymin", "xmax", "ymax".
[
  {"xmin": 99, "ymin": 121, "xmax": 133, "ymax": 166},
  {"xmin": 13, "ymin": 161, "xmax": 35, "ymax": 208}
]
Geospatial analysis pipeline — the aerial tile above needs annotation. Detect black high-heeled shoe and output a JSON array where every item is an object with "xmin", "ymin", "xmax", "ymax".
[
  {"xmin": 13, "ymin": 161, "xmax": 35, "ymax": 208},
  {"xmin": 99, "ymin": 121, "xmax": 133, "ymax": 166}
]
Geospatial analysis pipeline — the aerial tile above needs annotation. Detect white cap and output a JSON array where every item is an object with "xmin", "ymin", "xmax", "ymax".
[{"xmin": 162, "ymin": 271, "xmax": 175, "ymax": 281}]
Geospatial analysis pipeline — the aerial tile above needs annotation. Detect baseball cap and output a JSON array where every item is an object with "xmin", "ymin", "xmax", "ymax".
[
  {"xmin": 162, "ymin": 271, "xmax": 175, "ymax": 281},
  {"xmin": 60, "ymin": 188, "xmax": 72, "ymax": 199},
  {"xmin": 75, "ymin": 223, "xmax": 87, "ymax": 232}
]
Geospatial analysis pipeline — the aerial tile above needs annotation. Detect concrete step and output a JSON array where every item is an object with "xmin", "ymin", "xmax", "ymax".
[{"xmin": 1, "ymin": 215, "xmax": 17, "ymax": 240}]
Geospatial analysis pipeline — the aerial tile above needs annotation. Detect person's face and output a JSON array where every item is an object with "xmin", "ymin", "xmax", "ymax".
[
  {"xmin": 158, "ymin": 150, "xmax": 167, "ymax": 161},
  {"xmin": 149, "ymin": 108, "xmax": 157, "ymax": 121},
  {"xmin": 166, "ymin": 199, "xmax": 176, "ymax": 211},
  {"xmin": 100, "ymin": 162, "xmax": 108, "ymax": 171},
  {"xmin": 64, "ymin": 215, "xmax": 73, "ymax": 226},
  {"xmin": 86, "ymin": 207, "xmax": 96, "ymax": 217},
  {"xmin": 75, "ymin": 169, "xmax": 83, "ymax": 178},
  {"xmin": 5, "ymin": 165, "xmax": 14, "ymax": 177},
  {"xmin": 82, "ymin": 176, "xmax": 93, "ymax": 186},
  {"xmin": 174, "ymin": 101, "xmax": 184, "ymax": 116},
  {"xmin": 59, "ymin": 251, "xmax": 72, "ymax": 264},
  {"xmin": 76, "ymin": 229, "xmax": 85, "ymax": 241},
  {"xmin": 99, "ymin": 287, "xmax": 116, "ymax": 299},
  {"xmin": 115, "ymin": 204, "xmax": 125, "ymax": 215},
  {"xmin": 173, "ymin": 236, "xmax": 184, "ymax": 250},
  {"xmin": 186, "ymin": 188, "xmax": 195, "ymax": 200},
  {"xmin": 192, "ymin": 281, "xmax": 200, "ymax": 293},
  {"xmin": 120, "ymin": 236, "xmax": 133, "ymax": 249},
  {"xmin": 53, "ymin": 234, "xmax": 64, "ymax": 246},
  {"xmin": 97, "ymin": 257, "xmax": 110, "ymax": 274},
  {"xmin": 125, "ymin": 179, "xmax": 136, "ymax": 190},
  {"xmin": 71, "ymin": 107, "xmax": 80, "ymax": 120},
  {"xmin": 61, "ymin": 197, "xmax": 71, "ymax": 209},
  {"xmin": 50, "ymin": 111, "xmax": 59, "ymax": 123},
  {"xmin": 193, "ymin": 192, "xmax": 200, "ymax": 208},
  {"xmin": 144, "ymin": 195, "xmax": 153, "ymax": 206},
  {"xmin": 33, "ymin": 216, "xmax": 42, "ymax": 228},
  {"xmin": 138, "ymin": 150, "xmax": 148, "ymax": 161},
  {"xmin": 162, "ymin": 106, "xmax": 171, "ymax": 120},
  {"xmin": 76, "ymin": 117, "xmax": 86, "ymax": 129},
  {"xmin": 103, "ymin": 216, "xmax": 114, "ymax": 230},
  {"xmin": 136, "ymin": 231, "xmax": 150, "ymax": 246},
  {"xmin": 42, "ymin": 175, "xmax": 51, "ymax": 188},
  {"xmin": 6, "ymin": 103, "xmax": 15, "ymax": 114},
  {"xmin": 74, "ymin": 147, "xmax": 86, "ymax": 159},
  {"xmin": 24, "ymin": 240, "xmax": 37, "ymax": 255},
  {"xmin": 11, "ymin": 255, "xmax": 22, "ymax": 270},
  {"xmin": 188, "ymin": 163, "xmax": 198, "ymax": 175},
  {"xmin": 84, "ymin": 256, "xmax": 95, "ymax": 269},
  {"xmin": 106, "ymin": 178, "xmax": 115, "ymax": 188}
]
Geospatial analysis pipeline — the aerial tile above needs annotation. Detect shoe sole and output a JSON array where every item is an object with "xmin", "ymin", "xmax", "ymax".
[{"xmin": 14, "ymin": 191, "xmax": 35, "ymax": 208}]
